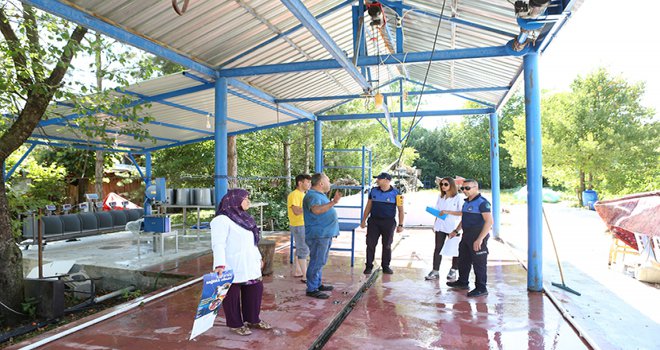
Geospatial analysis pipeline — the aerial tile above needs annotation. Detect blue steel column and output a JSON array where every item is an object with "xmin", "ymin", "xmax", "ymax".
[
  {"xmin": 215, "ymin": 77, "xmax": 229, "ymax": 205},
  {"xmin": 144, "ymin": 153, "xmax": 152, "ymax": 215},
  {"xmin": 489, "ymin": 112, "xmax": 501, "ymax": 239},
  {"xmin": 314, "ymin": 120, "xmax": 323, "ymax": 173},
  {"xmin": 524, "ymin": 50, "xmax": 543, "ymax": 292}
]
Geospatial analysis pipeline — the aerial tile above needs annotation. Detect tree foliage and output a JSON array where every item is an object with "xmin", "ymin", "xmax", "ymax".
[
  {"xmin": 502, "ymin": 68, "xmax": 659, "ymax": 200},
  {"xmin": 407, "ymin": 96, "xmax": 526, "ymax": 188}
]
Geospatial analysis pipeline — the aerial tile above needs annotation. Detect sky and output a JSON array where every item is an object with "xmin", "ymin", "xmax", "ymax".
[{"xmin": 419, "ymin": 0, "xmax": 660, "ymax": 129}]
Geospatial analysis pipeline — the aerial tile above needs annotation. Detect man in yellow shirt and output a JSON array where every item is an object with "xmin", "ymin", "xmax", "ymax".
[{"xmin": 288, "ymin": 174, "xmax": 311, "ymax": 280}]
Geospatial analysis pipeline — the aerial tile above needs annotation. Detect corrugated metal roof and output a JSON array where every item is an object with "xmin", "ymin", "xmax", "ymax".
[{"xmin": 28, "ymin": 0, "xmax": 583, "ymax": 151}]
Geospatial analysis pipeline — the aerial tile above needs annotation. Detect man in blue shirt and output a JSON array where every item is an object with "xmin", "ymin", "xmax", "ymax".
[
  {"xmin": 360, "ymin": 172, "xmax": 404, "ymax": 275},
  {"xmin": 303, "ymin": 173, "xmax": 342, "ymax": 299},
  {"xmin": 446, "ymin": 179, "xmax": 493, "ymax": 297}
]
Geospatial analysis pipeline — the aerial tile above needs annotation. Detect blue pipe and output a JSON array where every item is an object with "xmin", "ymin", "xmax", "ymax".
[
  {"xmin": 4, "ymin": 144, "xmax": 36, "ymax": 181},
  {"xmin": 215, "ymin": 78, "xmax": 229, "ymax": 205},
  {"xmin": 319, "ymin": 108, "xmax": 494, "ymax": 121},
  {"xmin": 218, "ymin": 45, "xmax": 516, "ymax": 77},
  {"xmin": 524, "ymin": 51, "xmax": 543, "ymax": 292},
  {"xmin": 314, "ymin": 120, "xmax": 322, "ymax": 173},
  {"xmin": 144, "ymin": 153, "xmax": 152, "ymax": 215},
  {"xmin": 489, "ymin": 112, "xmax": 501, "ymax": 239}
]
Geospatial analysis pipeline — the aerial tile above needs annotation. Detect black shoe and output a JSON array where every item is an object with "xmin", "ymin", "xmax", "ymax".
[
  {"xmin": 306, "ymin": 290, "xmax": 330, "ymax": 299},
  {"xmin": 467, "ymin": 289, "xmax": 488, "ymax": 297},
  {"xmin": 363, "ymin": 267, "xmax": 373, "ymax": 275},
  {"xmin": 382, "ymin": 266, "xmax": 394, "ymax": 274},
  {"xmin": 318, "ymin": 284, "xmax": 334, "ymax": 291},
  {"xmin": 446, "ymin": 281, "xmax": 469, "ymax": 290}
]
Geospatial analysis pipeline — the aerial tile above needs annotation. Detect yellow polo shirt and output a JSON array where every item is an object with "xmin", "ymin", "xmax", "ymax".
[{"xmin": 287, "ymin": 189, "xmax": 305, "ymax": 226}]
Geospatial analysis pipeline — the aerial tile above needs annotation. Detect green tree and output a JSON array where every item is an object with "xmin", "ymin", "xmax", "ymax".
[
  {"xmin": 502, "ymin": 68, "xmax": 659, "ymax": 202},
  {"xmin": 0, "ymin": 4, "xmax": 153, "ymax": 323}
]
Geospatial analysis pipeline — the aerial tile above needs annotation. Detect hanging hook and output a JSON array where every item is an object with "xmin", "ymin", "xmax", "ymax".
[{"xmin": 172, "ymin": 0, "xmax": 190, "ymax": 16}]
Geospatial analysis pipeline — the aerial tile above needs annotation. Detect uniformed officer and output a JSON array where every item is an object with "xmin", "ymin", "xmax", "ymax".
[
  {"xmin": 360, "ymin": 172, "xmax": 404, "ymax": 275},
  {"xmin": 446, "ymin": 179, "xmax": 493, "ymax": 297}
]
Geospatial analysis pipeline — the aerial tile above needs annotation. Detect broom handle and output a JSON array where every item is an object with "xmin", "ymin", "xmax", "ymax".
[{"xmin": 543, "ymin": 206, "xmax": 567, "ymax": 285}]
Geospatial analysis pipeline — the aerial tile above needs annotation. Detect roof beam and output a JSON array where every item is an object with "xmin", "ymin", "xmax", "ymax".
[
  {"xmin": 227, "ymin": 78, "xmax": 315, "ymax": 120},
  {"xmin": 29, "ymin": 133, "xmax": 146, "ymax": 150},
  {"xmin": 39, "ymin": 83, "xmax": 212, "ymax": 127},
  {"xmin": 21, "ymin": 0, "xmax": 217, "ymax": 77},
  {"xmin": 380, "ymin": 0, "xmax": 517, "ymax": 38},
  {"xmin": 280, "ymin": 0, "xmax": 371, "ymax": 92},
  {"xmin": 277, "ymin": 86, "xmax": 509, "ymax": 103},
  {"xmin": 220, "ymin": 0, "xmax": 353, "ymax": 68},
  {"xmin": 318, "ymin": 108, "xmax": 495, "ymax": 121},
  {"xmin": 218, "ymin": 45, "xmax": 516, "ymax": 77},
  {"xmin": 26, "ymin": 139, "xmax": 141, "ymax": 153},
  {"xmin": 145, "ymin": 118, "xmax": 308, "ymax": 152}
]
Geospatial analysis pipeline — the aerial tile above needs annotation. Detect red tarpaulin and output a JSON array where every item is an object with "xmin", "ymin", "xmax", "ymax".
[{"xmin": 102, "ymin": 192, "xmax": 142, "ymax": 210}]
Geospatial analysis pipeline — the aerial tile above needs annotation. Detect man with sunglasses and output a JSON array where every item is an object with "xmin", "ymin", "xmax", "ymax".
[{"xmin": 446, "ymin": 179, "xmax": 493, "ymax": 297}]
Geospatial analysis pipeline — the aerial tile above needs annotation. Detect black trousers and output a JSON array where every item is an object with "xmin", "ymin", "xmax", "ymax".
[
  {"xmin": 365, "ymin": 217, "xmax": 396, "ymax": 269},
  {"xmin": 457, "ymin": 227, "xmax": 489, "ymax": 291},
  {"xmin": 433, "ymin": 231, "xmax": 459, "ymax": 271}
]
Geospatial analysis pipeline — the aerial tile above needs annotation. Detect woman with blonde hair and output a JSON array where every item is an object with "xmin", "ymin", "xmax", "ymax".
[{"xmin": 425, "ymin": 177, "xmax": 464, "ymax": 281}]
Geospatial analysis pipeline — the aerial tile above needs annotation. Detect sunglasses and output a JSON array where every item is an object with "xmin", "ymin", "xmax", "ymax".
[
  {"xmin": 440, "ymin": 182, "xmax": 450, "ymax": 187},
  {"xmin": 460, "ymin": 186, "xmax": 472, "ymax": 191}
]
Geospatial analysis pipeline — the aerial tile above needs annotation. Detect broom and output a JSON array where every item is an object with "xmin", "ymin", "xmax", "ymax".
[{"xmin": 543, "ymin": 206, "xmax": 581, "ymax": 296}]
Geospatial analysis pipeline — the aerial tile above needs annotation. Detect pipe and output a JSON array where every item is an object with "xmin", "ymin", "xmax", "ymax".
[
  {"xmin": 21, "ymin": 276, "xmax": 203, "ymax": 349},
  {"xmin": 94, "ymin": 286, "xmax": 135, "ymax": 304}
]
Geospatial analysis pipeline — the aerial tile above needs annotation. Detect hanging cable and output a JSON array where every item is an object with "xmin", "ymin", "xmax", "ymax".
[{"xmin": 394, "ymin": 0, "xmax": 447, "ymax": 168}]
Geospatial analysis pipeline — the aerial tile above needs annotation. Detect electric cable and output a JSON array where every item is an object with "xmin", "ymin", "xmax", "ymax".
[{"xmin": 394, "ymin": 0, "xmax": 447, "ymax": 168}]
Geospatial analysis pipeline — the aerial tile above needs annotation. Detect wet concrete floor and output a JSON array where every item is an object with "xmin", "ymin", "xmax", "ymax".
[{"xmin": 9, "ymin": 229, "xmax": 594, "ymax": 350}]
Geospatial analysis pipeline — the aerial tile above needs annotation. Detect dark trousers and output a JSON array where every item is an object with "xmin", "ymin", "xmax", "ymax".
[
  {"xmin": 222, "ymin": 281, "xmax": 263, "ymax": 328},
  {"xmin": 433, "ymin": 230, "xmax": 459, "ymax": 271},
  {"xmin": 366, "ymin": 217, "xmax": 396, "ymax": 269},
  {"xmin": 457, "ymin": 227, "xmax": 489, "ymax": 291}
]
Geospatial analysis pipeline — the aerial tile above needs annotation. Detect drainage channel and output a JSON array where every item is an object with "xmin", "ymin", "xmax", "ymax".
[{"xmin": 308, "ymin": 268, "xmax": 381, "ymax": 350}]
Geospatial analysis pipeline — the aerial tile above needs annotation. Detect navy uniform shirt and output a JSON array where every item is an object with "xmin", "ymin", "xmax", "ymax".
[
  {"xmin": 368, "ymin": 186, "xmax": 399, "ymax": 219},
  {"xmin": 461, "ymin": 193, "xmax": 491, "ymax": 228}
]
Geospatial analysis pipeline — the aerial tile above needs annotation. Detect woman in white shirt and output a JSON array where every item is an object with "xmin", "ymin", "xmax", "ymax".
[
  {"xmin": 425, "ymin": 177, "xmax": 464, "ymax": 281},
  {"xmin": 211, "ymin": 189, "xmax": 272, "ymax": 336}
]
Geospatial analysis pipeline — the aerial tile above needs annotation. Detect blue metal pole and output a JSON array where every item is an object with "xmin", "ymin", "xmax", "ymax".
[
  {"xmin": 4, "ymin": 144, "xmax": 36, "ymax": 181},
  {"xmin": 398, "ymin": 79, "xmax": 403, "ymax": 141},
  {"xmin": 489, "ymin": 112, "xmax": 501, "ymax": 240},
  {"xmin": 215, "ymin": 78, "xmax": 229, "ymax": 205},
  {"xmin": 524, "ymin": 51, "xmax": 543, "ymax": 292},
  {"xmin": 314, "ymin": 120, "xmax": 323, "ymax": 173},
  {"xmin": 144, "ymin": 153, "xmax": 152, "ymax": 215}
]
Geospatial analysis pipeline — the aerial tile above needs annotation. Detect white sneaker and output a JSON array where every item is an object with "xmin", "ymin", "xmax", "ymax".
[
  {"xmin": 425, "ymin": 270, "xmax": 439, "ymax": 280},
  {"xmin": 447, "ymin": 268, "xmax": 458, "ymax": 282}
]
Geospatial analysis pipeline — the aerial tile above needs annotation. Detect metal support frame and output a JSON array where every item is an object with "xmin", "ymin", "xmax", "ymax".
[
  {"xmin": 314, "ymin": 120, "xmax": 323, "ymax": 173},
  {"xmin": 127, "ymin": 154, "xmax": 146, "ymax": 181},
  {"xmin": 524, "ymin": 51, "xmax": 543, "ymax": 292},
  {"xmin": 281, "ymin": 0, "xmax": 371, "ymax": 92},
  {"xmin": 489, "ymin": 112, "xmax": 501, "ymax": 239},
  {"xmin": 380, "ymin": 0, "xmax": 517, "ymax": 38},
  {"xmin": 276, "ymin": 85, "xmax": 508, "ymax": 104},
  {"xmin": 21, "ymin": 0, "xmax": 216, "ymax": 77},
  {"xmin": 319, "ymin": 108, "xmax": 494, "ymax": 121},
  {"xmin": 144, "ymin": 153, "xmax": 152, "ymax": 215},
  {"xmin": 222, "ymin": 0, "xmax": 353, "ymax": 68},
  {"xmin": 218, "ymin": 45, "xmax": 516, "ymax": 77},
  {"xmin": 4, "ymin": 144, "xmax": 37, "ymax": 181},
  {"xmin": 215, "ymin": 78, "xmax": 229, "ymax": 204}
]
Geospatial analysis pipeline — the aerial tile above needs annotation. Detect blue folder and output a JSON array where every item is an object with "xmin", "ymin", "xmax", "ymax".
[{"xmin": 425, "ymin": 206, "xmax": 448, "ymax": 220}]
